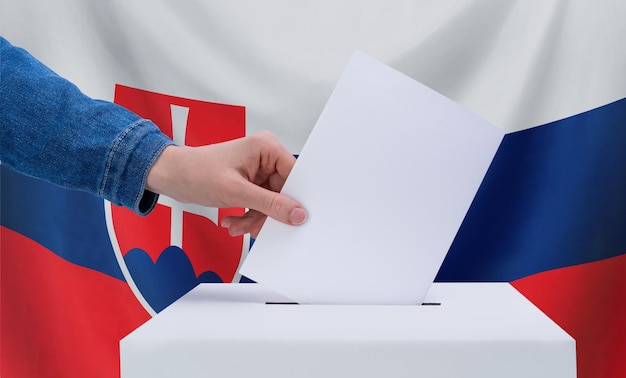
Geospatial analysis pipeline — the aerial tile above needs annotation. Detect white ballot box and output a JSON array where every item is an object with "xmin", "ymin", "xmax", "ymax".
[{"xmin": 120, "ymin": 283, "xmax": 575, "ymax": 378}]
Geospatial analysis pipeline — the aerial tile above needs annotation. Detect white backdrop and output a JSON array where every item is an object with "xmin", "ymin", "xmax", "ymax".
[{"xmin": 3, "ymin": 0, "xmax": 624, "ymax": 153}]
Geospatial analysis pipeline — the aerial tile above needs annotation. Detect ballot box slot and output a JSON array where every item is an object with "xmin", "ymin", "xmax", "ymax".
[{"xmin": 265, "ymin": 301, "xmax": 300, "ymax": 305}]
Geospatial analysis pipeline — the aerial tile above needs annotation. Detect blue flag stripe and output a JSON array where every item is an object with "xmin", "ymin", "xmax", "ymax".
[{"xmin": 438, "ymin": 97, "xmax": 626, "ymax": 281}]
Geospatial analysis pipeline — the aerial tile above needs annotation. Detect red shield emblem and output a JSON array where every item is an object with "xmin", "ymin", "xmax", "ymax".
[{"xmin": 106, "ymin": 85, "xmax": 246, "ymax": 313}]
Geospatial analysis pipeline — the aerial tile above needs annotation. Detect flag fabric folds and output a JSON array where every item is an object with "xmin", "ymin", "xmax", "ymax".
[{"xmin": 1, "ymin": 1, "xmax": 625, "ymax": 377}]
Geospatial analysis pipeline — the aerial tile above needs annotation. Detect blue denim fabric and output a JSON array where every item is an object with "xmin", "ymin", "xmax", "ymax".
[{"xmin": 0, "ymin": 36, "xmax": 174, "ymax": 215}]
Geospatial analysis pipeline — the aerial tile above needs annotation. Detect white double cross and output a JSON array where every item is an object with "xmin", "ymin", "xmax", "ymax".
[{"xmin": 162, "ymin": 105, "xmax": 220, "ymax": 249}]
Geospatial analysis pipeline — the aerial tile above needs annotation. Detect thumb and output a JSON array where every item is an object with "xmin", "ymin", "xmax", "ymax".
[{"xmin": 246, "ymin": 184, "xmax": 307, "ymax": 226}]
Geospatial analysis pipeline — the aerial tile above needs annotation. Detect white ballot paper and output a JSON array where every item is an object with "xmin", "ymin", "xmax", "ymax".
[{"xmin": 240, "ymin": 51, "xmax": 504, "ymax": 305}]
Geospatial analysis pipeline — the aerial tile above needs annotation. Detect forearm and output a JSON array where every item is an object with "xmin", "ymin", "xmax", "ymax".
[{"xmin": 0, "ymin": 36, "xmax": 173, "ymax": 214}]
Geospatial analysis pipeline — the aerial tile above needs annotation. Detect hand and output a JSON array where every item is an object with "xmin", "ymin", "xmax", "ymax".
[{"xmin": 146, "ymin": 131, "xmax": 306, "ymax": 238}]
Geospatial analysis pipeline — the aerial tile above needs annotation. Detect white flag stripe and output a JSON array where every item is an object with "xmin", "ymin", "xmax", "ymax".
[{"xmin": 3, "ymin": 0, "xmax": 624, "ymax": 154}]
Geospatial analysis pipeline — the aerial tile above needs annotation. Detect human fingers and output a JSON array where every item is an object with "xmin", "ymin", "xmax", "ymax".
[
  {"xmin": 222, "ymin": 133, "xmax": 306, "ymax": 227},
  {"xmin": 221, "ymin": 210, "xmax": 267, "ymax": 238},
  {"xmin": 219, "ymin": 170, "xmax": 306, "ymax": 232},
  {"xmin": 246, "ymin": 181, "xmax": 306, "ymax": 224},
  {"xmin": 249, "ymin": 131, "xmax": 297, "ymax": 186}
]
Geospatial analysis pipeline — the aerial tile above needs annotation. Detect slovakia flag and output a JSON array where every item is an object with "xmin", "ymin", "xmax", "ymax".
[{"xmin": 1, "ymin": 72, "xmax": 625, "ymax": 378}]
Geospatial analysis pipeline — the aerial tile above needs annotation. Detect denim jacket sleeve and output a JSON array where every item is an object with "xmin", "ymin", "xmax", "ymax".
[{"xmin": 0, "ymin": 36, "xmax": 174, "ymax": 215}]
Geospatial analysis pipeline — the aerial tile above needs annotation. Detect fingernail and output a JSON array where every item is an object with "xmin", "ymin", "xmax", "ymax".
[
  {"xmin": 289, "ymin": 207, "xmax": 307, "ymax": 225},
  {"xmin": 221, "ymin": 219, "xmax": 231, "ymax": 228}
]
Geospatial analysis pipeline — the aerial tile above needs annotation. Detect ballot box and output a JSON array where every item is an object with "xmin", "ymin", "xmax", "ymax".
[{"xmin": 120, "ymin": 283, "xmax": 575, "ymax": 377}]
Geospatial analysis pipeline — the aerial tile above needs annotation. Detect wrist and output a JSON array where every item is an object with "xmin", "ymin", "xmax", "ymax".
[{"xmin": 146, "ymin": 144, "xmax": 181, "ymax": 196}]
